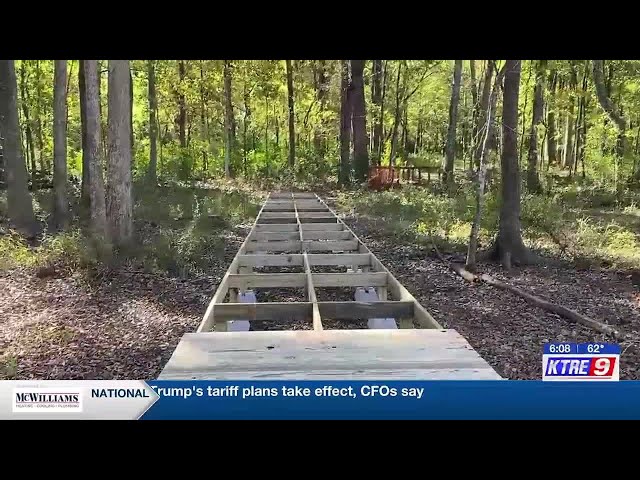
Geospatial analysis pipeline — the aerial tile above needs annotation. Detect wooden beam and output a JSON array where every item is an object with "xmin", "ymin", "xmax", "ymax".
[
  {"xmin": 228, "ymin": 273, "xmax": 307, "ymax": 289},
  {"xmin": 312, "ymin": 272, "xmax": 388, "ymax": 287},
  {"xmin": 304, "ymin": 240, "xmax": 359, "ymax": 251},
  {"xmin": 245, "ymin": 241, "xmax": 302, "ymax": 252},
  {"xmin": 301, "ymin": 231, "xmax": 354, "ymax": 241},
  {"xmin": 250, "ymin": 231, "xmax": 300, "ymax": 241},
  {"xmin": 306, "ymin": 253, "xmax": 371, "ymax": 266},
  {"xmin": 318, "ymin": 301, "xmax": 414, "ymax": 319},
  {"xmin": 238, "ymin": 254, "xmax": 304, "ymax": 267},
  {"xmin": 209, "ymin": 302, "xmax": 312, "ymax": 322}
]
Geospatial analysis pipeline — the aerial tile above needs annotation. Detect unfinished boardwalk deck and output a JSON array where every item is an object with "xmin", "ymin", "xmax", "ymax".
[{"xmin": 159, "ymin": 192, "xmax": 502, "ymax": 380}]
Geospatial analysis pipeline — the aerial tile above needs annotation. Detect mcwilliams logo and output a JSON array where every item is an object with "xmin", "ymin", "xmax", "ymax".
[{"xmin": 13, "ymin": 388, "xmax": 83, "ymax": 412}]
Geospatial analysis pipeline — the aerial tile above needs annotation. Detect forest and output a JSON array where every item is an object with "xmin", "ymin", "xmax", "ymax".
[{"xmin": 0, "ymin": 59, "xmax": 639, "ymax": 380}]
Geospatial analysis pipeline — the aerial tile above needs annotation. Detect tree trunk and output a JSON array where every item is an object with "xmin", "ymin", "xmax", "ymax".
[
  {"xmin": 106, "ymin": 60, "xmax": 133, "ymax": 247},
  {"xmin": 350, "ymin": 59, "xmax": 369, "ymax": 183},
  {"xmin": 35, "ymin": 60, "xmax": 45, "ymax": 174},
  {"xmin": 371, "ymin": 60, "xmax": 383, "ymax": 166},
  {"xmin": 0, "ymin": 60, "xmax": 37, "ymax": 237},
  {"xmin": 490, "ymin": 60, "xmax": 531, "ymax": 267},
  {"xmin": 467, "ymin": 63, "xmax": 505, "ymax": 270},
  {"xmin": 147, "ymin": 60, "xmax": 158, "ymax": 183},
  {"xmin": 546, "ymin": 69, "xmax": 558, "ymax": 167},
  {"xmin": 313, "ymin": 59, "xmax": 328, "ymax": 161},
  {"xmin": 339, "ymin": 60, "xmax": 352, "ymax": 187},
  {"xmin": 473, "ymin": 61, "xmax": 494, "ymax": 171},
  {"xmin": 527, "ymin": 60, "xmax": 544, "ymax": 193},
  {"xmin": 223, "ymin": 60, "xmax": 234, "ymax": 178},
  {"xmin": 82, "ymin": 60, "xmax": 109, "ymax": 242},
  {"xmin": 79, "ymin": 60, "xmax": 91, "ymax": 207},
  {"xmin": 53, "ymin": 60, "xmax": 68, "ymax": 230},
  {"xmin": 285, "ymin": 59, "xmax": 295, "ymax": 169},
  {"xmin": 443, "ymin": 59, "xmax": 462, "ymax": 187},
  {"xmin": 389, "ymin": 61, "xmax": 404, "ymax": 167},
  {"xmin": 19, "ymin": 61, "xmax": 37, "ymax": 179},
  {"xmin": 177, "ymin": 60, "xmax": 187, "ymax": 149}
]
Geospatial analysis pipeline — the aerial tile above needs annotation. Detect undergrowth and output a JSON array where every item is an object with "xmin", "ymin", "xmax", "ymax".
[
  {"xmin": 0, "ymin": 181, "xmax": 262, "ymax": 277},
  {"xmin": 337, "ymin": 179, "xmax": 640, "ymax": 270}
]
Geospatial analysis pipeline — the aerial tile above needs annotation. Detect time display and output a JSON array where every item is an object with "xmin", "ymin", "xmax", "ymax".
[{"xmin": 547, "ymin": 343, "xmax": 572, "ymax": 354}]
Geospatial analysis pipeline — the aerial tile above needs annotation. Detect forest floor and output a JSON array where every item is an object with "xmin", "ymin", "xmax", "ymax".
[{"xmin": 1, "ymin": 183, "xmax": 639, "ymax": 380}]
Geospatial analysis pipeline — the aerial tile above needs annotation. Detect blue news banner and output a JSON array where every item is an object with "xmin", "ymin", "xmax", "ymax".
[{"xmin": 141, "ymin": 381, "xmax": 640, "ymax": 420}]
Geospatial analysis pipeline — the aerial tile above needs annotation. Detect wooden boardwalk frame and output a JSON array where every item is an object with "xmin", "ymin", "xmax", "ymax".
[
  {"xmin": 159, "ymin": 192, "xmax": 503, "ymax": 380},
  {"xmin": 198, "ymin": 192, "xmax": 440, "ymax": 332}
]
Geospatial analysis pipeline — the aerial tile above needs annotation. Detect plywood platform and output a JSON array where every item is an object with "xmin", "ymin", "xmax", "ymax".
[
  {"xmin": 159, "ymin": 192, "xmax": 502, "ymax": 380},
  {"xmin": 159, "ymin": 329, "xmax": 503, "ymax": 380}
]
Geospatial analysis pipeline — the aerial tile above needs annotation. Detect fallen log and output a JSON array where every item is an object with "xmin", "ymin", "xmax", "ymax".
[{"xmin": 430, "ymin": 236, "xmax": 627, "ymax": 340}]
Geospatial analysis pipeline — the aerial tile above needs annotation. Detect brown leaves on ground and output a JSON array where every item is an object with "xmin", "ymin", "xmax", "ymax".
[{"xmin": 341, "ymin": 215, "xmax": 640, "ymax": 380}]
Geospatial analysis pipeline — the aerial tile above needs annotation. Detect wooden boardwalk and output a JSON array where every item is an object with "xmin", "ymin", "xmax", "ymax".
[{"xmin": 159, "ymin": 192, "xmax": 502, "ymax": 380}]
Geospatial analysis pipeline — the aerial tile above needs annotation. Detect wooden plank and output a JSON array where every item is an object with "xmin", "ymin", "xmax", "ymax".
[
  {"xmin": 257, "ymin": 218, "xmax": 298, "ymax": 224},
  {"xmin": 245, "ymin": 240, "xmax": 301, "ymax": 252},
  {"xmin": 260, "ymin": 211, "xmax": 297, "ymax": 218},
  {"xmin": 238, "ymin": 254, "xmax": 304, "ymax": 267},
  {"xmin": 159, "ymin": 329, "xmax": 503, "ymax": 380},
  {"xmin": 255, "ymin": 223, "xmax": 301, "ymax": 231},
  {"xmin": 228, "ymin": 273, "xmax": 307, "ymax": 289},
  {"xmin": 296, "ymin": 223, "xmax": 342, "ymax": 231},
  {"xmin": 306, "ymin": 253, "xmax": 371, "ymax": 267},
  {"xmin": 209, "ymin": 302, "xmax": 311, "ymax": 322},
  {"xmin": 301, "ymin": 231, "xmax": 353, "ymax": 241},
  {"xmin": 303, "ymin": 253, "xmax": 323, "ymax": 331},
  {"xmin": 312, "ymin": 272, "xmax": 388, "ymax": 287},
  {"xmin": 317, "ymin": 301, "xmax": 413, "ymax": 319},
  {"xmin": 250, "ymin": 231, "xmax": 300, "ymax": 241},
  {"xmin": 304, "ymin": 240, "xmax": 359, "ymax": 251}
]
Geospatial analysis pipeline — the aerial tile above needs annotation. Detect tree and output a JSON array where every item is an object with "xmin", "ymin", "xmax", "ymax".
[
  {"xmin": 106, "ymin": 60, "xmax": 133, "ymax": 247},
  {"xmin": 53, "ymin": 59, "xmax": 68, "ymax": 230},
  {"xmin": 443, "ymin": 59, "xmax": 462, "ymax": 187},
  {"xmin": 223, "ymin": 60, "xmax": 234, "ymax": 178},
  {"xmin": 147, "ymin": 60, "xmax": 158, "ymax": 183},
  {"xmin": 490, "ymin": 60, "xmax": 532, "ymax": 268},
  {"xmin": 339, "ymin": 60, "xmax": 351, "ymax": 187},
  {"xmin": 285, "ymin": 59, "xmax": 295, "ymax": 169},
  {"xmin": 527, "ymin": 60, "xmax": 545, "ymax": 193},
  {"xmin": 82, "ymin": 60, "xmax": 108, "ymax": 242},
  {"xmin": 0, "ymin": 60, "xmax": 37, "ymax": 237},
  {"xmin": 350, "ymin": 59, "xmax": 369, "ymax": 183}
]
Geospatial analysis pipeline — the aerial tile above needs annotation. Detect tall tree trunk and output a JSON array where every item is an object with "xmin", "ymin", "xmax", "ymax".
[
  {"xmin": 106, "ymin": 60, "xmax": 133, "ymax": 247},
  {"xmin": 243, "ymin": 76, "xmax": 251, "ymax": 177},
  {"xmin": 491, "ymin": 60, "xmax": 531, "ymax": 267},
  {"xmin": 467, "ymin": 62, "xmax": 505, "ymax": 270},
  {"xmin": 53, "ymin": 60, "xmax": 68, "ymax": 230},
  {"xmin": 35, "ymin": 60, "xmax": 45, "ymax": 174},
  {"xmin": 313, "ymin": 59, "xmax": 328, "ymax": 161},
  {"xmin": 147, "ymin": 60, "xmax": 158, "ymax": 183},
  {"xmin": 199, "ymin": 61, "xmax": 208, "ymax": 178},
  {"xmin": 546, "ymin": 69, "xmax": 558, "ymax": 167},
  {"xmin": 82, "ymin": 60, "xmax": 108, "ymax": 242},
  {"xmin": 562, "ymin": 64, "xmax": 577, "ymax": 170},
  {"xmin": 527, "ymin": 60, "xmax": 544, "ymax": 193},
  {"xmin": 473, "ymin": 61, "xmax": 494, "ymax": 171},
  {"xmin": 443, "ymin": 59, "xmax": 462, "ymax": 187},
  {"xmin": 371, "ymin": 59, "xmax": 383, "ymax": 166},
  {"xmin": 129, "ymin": 66, "xmax": 135, "ymax": 155},
  {"xmin": 350, "ymin": 59, "xmax": 369, "ymax": 183},
  {"xmin": 177, "ymin": 60, "xmax": 187, "ymax": 149},
  {"xmin": 285, "ymin": 59, "xmax": 295, "ymax": 169},
  {"xmin": 389, "ymin": 61, "xmax": 404, "ymax": 166},
  {"xmin": 0, "ymin": 60, "xmax": 37, "ymax": 237},
  {"xmin": 79, "ymin": 60, "xmax": 91, "ymax": 207},
  {"xmin": 339, "ymin": 60, "xmax": 352, "ymax": 186},
  {"xmin": 19, "ymin": 61, "xmax": 37, "ymax": 178},
  {"xmin": 223, "ymin": 60, "xmax": 234, "ymax": 178}
]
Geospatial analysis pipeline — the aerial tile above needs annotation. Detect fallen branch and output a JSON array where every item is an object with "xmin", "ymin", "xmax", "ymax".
[{"xmin": 429, "ymin": 235, "xmax": 626, "ymax": 340}]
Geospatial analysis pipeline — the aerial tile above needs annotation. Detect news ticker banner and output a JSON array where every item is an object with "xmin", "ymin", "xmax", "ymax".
[{"xmin": 2, "ymin": 379, "xmax": 640, "ymax": 420}]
